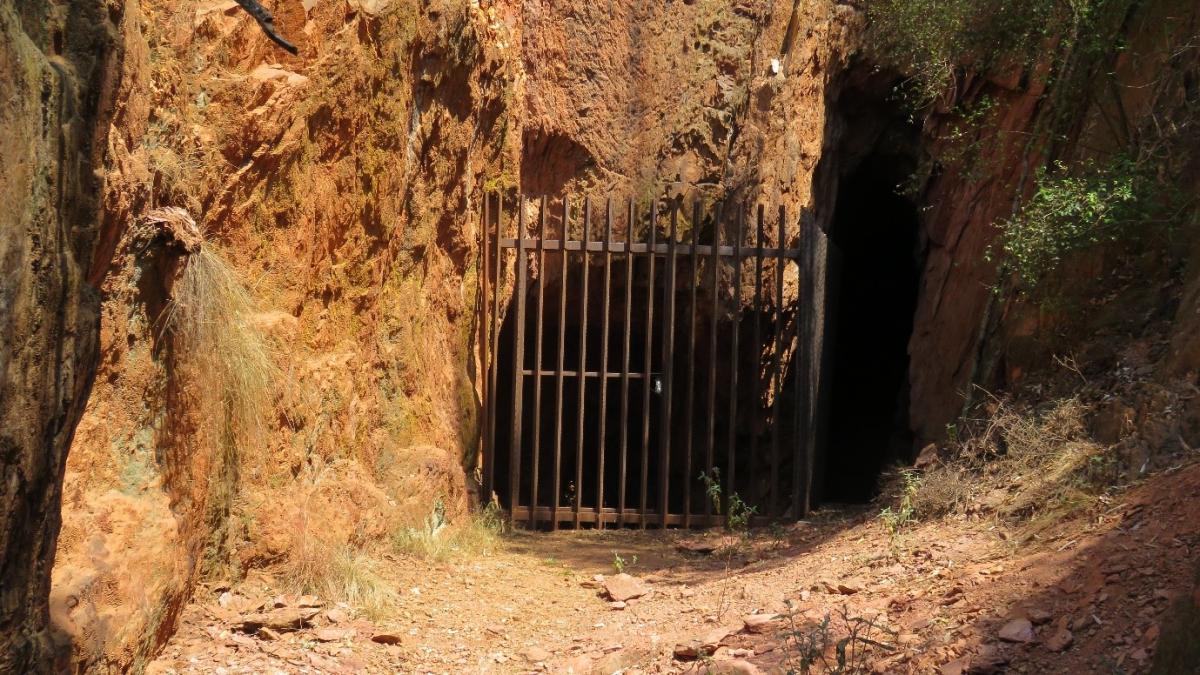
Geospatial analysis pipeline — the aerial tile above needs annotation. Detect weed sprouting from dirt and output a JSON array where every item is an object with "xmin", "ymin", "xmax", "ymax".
[
  {"xmin": 780, "ymin": 603, "xmax": 897, "ymax": 675},
  {"xmin": 699, "ymin": 468, "xmax": 756, "ymax": 619},
  {"xmin": 391, "ymin": 500, "xmax": 505, "ymax": 562},
  {"xmin": 878, "ymin": 469, "xmax": 921, "ymax": 553},
  {"xmin": 611, "ymin": 552, "xmax": 638, "ymax": 574}
]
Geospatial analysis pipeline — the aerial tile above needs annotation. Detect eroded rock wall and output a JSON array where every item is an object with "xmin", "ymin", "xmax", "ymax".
[{"xmin": 0, "ymin": 0, "xmax": 125, "ymax": 670}]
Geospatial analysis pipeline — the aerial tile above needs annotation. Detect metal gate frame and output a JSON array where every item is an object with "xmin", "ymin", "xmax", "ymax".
[{"xmin": 479, "ymin": 193, "xmax": 819, "ymax": 529}]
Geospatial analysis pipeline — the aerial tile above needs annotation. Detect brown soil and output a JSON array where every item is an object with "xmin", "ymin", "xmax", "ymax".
[{"xmin": 144, "ymin": 459, "xmax": 1200, "ymax": 674}]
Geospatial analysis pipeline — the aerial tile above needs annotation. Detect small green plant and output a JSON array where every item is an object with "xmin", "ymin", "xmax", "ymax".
[
  {"xmin": 699, "ymin": 468, "xmax": 755, "ymax": 533},
  {"xmin": 879, "ymin": 470, "xmax": 921, "ymax": 542},
  {"xmin": 610, "ymin": 552, "xmax": 637, "ymax": 574},
  {"xmin": 768, "ymin": 522, "xmax": 789, "ymax": 549},
  {"xmin": 698, "ymin": 468, "xmax": 757, "ymax": 619},
  {"xmin": 780, "ymin": 603, "xmax": 898, "ymax": 675}
]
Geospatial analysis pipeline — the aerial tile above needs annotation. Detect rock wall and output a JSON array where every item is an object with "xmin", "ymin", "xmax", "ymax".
[{"xmin": 0, "ymin": 0, "xmax": 126, "ymax": 670}]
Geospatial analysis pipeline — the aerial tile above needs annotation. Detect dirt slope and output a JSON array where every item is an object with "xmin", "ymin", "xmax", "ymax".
[{"xmin": 139, "ymin": 457, "xmax": 1200, "ymax": 674}]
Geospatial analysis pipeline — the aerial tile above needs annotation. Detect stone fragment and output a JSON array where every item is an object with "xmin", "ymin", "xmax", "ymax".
[
  {"xmin": 370, "ymin": 632, "xmax": 403, "ymax": 645},
  {"xmin": 523, "ymin": 647, "xmax": 551, "ymax": 662},
  {"xmin": 677, "ymin": 539, "xmax": 719, "ymax": 554},
  {"xmin": 837, "ymin": 578, "xmax": 866, "ymax": 595},
  {"xmin": 603, "ymin": 573, "xmax": 650, "ymax": 602},
  {"xmin": 741, "ymin": 613, "xmax": 781, "ymax": 634},
  {"xmin": 237, "ymin": 607, "xmax": 320, "ymax": 632},
  {"xmin": 673, "ymin": 625, "xmax": 739, "ymax": 660},
  {"xmin": 1028, "ymin": 608, "xmax": 1052, "ymax": 625},
  {"xmin": 1045, "ymin": 628, "xmax": 1073, "ymax": 652},
  {"xmin": 313, "ymin": 627, "xmax": 355, "ymax": 642},
  {"xmin": 325, "ymin": 608, "xmax": 348, "ymax": 623},
  {"xmin": 296, "ymin": 595, "xmax": 323, "ymax": 607},
  {"xmin": 707, "ymin": 659, "xmax": 762, "ymax": 674},
  {"xmin": 914, "ymin": 443, "xmax": 939, "ymax": 470},
  {"xmin": 997, "ymin": 618, "xmax": 1035, "ymax": 643}
]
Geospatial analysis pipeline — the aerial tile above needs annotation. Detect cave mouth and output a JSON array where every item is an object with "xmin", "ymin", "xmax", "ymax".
[{"xmin": 822, "ymin": 145, "xmax": 922, "ymax": 504}]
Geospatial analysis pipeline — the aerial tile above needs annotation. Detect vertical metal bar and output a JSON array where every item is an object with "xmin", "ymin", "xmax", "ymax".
[
  {"xmin": 573, "ymin": 198, "xmax": 592, "ymax": 528},
  {"xmin": 791, "ymin": 217, "xmax": 805, "ymax": 521},
  {"xmin": 480, "ymin": 193, "xmax": 491, "ymax": 503},
  {"xmin": 596, "ymin": 200, "xmax": 614, "ymax": 528},
  {"xmin": 799, "ymin": 217, "xmax": 816, "ymax": 518},
  {"xmin": 639, "ymin": 201, "xmax": 657, "ymax": 528},
  {"xmin": 685, "ymin": 203, "xmax": 699, "ymax": 521},
  {"xmin": 618, "ymin": 200, "xmax": 634, "ymax": 527},
  {"xmin": 487, "ymin": 194, "xmax": 502, "ymax": 504},
  {"xmin": 726, "ymin": 205, "xmax": 744, "ymax": 505},
  {"xmin": 750, "ymin": 205, "xmax": 765, "ymax": 511},
  {"xmin": 551, "ymin": 197, "xmax": 570, "ymax": 530},
  {"xmin": 658, "ymin": 202, "xmax": 678, "ymax": 528},
  {"xmin": 705, "ymin": 201, "xmax": 722, "ymax": 520},
  {"xmin": 508, "ymin": 198, "xmax": 528, "ymax": 526},
  {"xmin": 528, "ymin": 198, "xmax": 548, "ymax": 529},
  {"xmin": 769, "ymin": 206, "xmax": 786, "ymax": 519}
]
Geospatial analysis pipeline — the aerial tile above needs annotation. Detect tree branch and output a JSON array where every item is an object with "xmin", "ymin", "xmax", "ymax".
[{"xmin": 234, "ymin": 0, "xmax": 298, "ymax": 55}]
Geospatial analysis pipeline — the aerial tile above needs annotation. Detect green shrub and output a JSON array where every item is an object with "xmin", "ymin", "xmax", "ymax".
[
  {"xmin": 867, "ymin": 0, "xmax": 1134, "ymax": 106},
  {"xmin": 866, "ymin": 0, "xmax": 1066, "ymax": 104},
  {"xmin": 995, "ymin": 156, "xmax": 1176, "ymax": 287}
]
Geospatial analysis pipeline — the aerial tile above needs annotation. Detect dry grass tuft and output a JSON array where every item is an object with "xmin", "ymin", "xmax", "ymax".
[
  {"xmin": 908, "ymin": 395, "xmax": 1118, "ymax": 528},
  {"xmin": 391, "ymin": 500, "xmax": 505, "ymax": 562},
  {"xmin": 284, "ymin": 537, "xmax": 398, "ymax": 619},
  {"xmin": 165, "ymin": 245, "xmax": 276, "ymax": 449}
]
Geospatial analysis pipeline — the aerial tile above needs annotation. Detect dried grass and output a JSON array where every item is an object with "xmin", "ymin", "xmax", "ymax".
[
  {"xmin": 284, "ymin": 535, "xmax": 398, "ymax": 619},
  {"xmin": 165, "ymin": 245, "xmax": 276, "ymax": 451},
  {"xmin": 390, "ymin": 501, "xmax": 504, "ymax": 562},
  {"xmin": 910, "ymin": 395, "xmax": 1118, "ymax": 526}
]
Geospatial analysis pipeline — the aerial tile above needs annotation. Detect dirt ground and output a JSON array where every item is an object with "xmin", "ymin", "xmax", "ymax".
[{"xmin": 146, "ymin": 458, "xmax": 1200, "ymax": 675}]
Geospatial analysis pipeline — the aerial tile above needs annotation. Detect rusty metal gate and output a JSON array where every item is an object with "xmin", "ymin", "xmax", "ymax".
[{"xmin": 480, "ymin": 193, "xmax": 820, "ymax": 529}]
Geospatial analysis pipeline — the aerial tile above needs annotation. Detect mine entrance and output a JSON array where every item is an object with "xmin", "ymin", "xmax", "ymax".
[
  {"xmin": 823, "ymin": 151, "xmax": 921, "ymax": 503},
  {"xmin": 480, "ymin": 194, "xmax": 823, "ymax": 529}
]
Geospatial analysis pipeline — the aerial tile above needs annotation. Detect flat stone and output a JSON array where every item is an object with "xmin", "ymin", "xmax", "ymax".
[
  {"xmin": 522, "ymin": 647, "xmax": 551, "ymax": 663},
  {"xmin": 914, "ymin": 443, "xmax": 939, "ymax": 470},
  {"xmin": 237, "ymin": 607, "xmax": 320, "ymax": 632},
  {"xmin": 837, "ymin": 578, "xmax": 866, "ymax": 595},
  {"xmin": 677, "ymin": 539, "xmax": 719, "ymax": 554},
  {"xmin": 313, "ymin": 627, "xmax": 355, "ymax": 642},
  {"xmin": 998, "ymin": 618, "xmax": 1035, "ymax": 643},
  {"xmin": 603, "ymin": 574, "xmax": 650, "ymax": 602},
  {"xmin": 370, "ymin": 632, "xmax": 403, "ymax": 645},
  {"xmin": 741, "ymin": 613, "xmax": 781, "ymax": 634},
  {"xmin": 1045, "ymin": 628, "xmax": 1073, "ymax": 652},
  {"xmin": 673, "ymin": 625, "xmax": 739, "ymax": 660},
  {"xmin": 1028, "ymin": 608, "xmax": 1053, "ymax": 625},
  {"xmin": 706, "ymin": 659, "xmax": 762, "ymax": 674}
]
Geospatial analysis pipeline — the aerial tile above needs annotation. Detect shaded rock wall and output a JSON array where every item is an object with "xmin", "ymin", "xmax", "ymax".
[{"xmin": 0, "ymin": 0, "xmax": 125, "ymax": 670}]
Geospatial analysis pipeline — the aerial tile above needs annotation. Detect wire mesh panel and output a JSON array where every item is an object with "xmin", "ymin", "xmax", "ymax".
[{"xmin": 480, "ymin": 193, "xmax": 821, "ymax": 528}]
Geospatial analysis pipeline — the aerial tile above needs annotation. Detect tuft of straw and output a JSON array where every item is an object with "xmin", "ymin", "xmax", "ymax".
[{"xmin": 162, "ymin": 226, "xmax": 275, "ymax": 452}]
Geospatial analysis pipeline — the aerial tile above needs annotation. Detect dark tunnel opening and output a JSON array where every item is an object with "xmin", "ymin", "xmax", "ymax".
[{"xmin": 822, "ymin": 145, "xmax": 923, "ymax": 504}]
